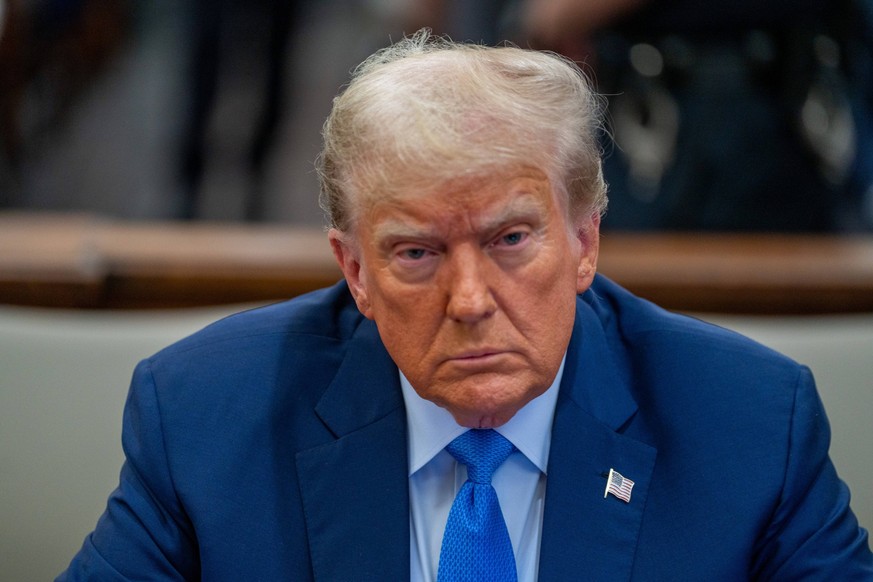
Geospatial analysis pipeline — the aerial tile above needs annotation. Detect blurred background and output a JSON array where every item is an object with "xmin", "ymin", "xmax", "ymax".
[
  {"xmin": 1, "ymin": 0, "xmax": 408, "ymax": 224},
  {"xmin": 2, "ymin": 0, "xmax": 873, "ymax": 229},
  {"xmin": 2, "ymin": 1, "xmax": 873, "ymax": 579}
]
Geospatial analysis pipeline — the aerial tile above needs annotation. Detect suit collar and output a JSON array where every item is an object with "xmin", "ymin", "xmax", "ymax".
[
  {"xmin": 564, "ymin": 288, "xmax": 639, "ymax": 431},
  {"xmin": 539, "ymin": 294, "xmax": 657, "ymax": 580},
  {"xmin": 297, "ymin": 317, "xmax": 410, "ymax": 580},
  {"xmin": 313, "ymin": 316, "xmax": 405, "ymax": 436}
]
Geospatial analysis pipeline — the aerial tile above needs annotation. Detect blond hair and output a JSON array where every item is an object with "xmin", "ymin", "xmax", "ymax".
[{"xmin": 318, "ymin": 29, "xmax": 607, "ymax": 232}]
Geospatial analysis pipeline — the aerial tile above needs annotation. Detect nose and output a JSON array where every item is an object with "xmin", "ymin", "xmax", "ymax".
[{"xmin": 445, "ymin": 249, "xmax": 497, "ymax": 323}]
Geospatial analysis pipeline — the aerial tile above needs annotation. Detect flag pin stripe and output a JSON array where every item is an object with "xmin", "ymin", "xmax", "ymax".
[{"xmin": 604, "ymin": 468, "xmax": 634, "ymax": 503}]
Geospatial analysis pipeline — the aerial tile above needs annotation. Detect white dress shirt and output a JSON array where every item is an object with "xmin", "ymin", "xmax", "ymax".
[{"xmin": 401, "ymin": 357, "xmax": 565, "ymax": 582}]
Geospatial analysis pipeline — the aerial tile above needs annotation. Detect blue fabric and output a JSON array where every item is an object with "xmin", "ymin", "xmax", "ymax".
[
  {"xmin": 438, "ymin": 430, "xmax": 517, "ymax": 582},
  {"xmin": 56, "ymin": 276, "xmax": 872, "ymax": 580}
]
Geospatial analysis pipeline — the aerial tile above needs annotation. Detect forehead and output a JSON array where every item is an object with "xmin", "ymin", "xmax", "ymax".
[{"xmin": 358, "ymin": 170, "xmax": 565, "ymax": 239}]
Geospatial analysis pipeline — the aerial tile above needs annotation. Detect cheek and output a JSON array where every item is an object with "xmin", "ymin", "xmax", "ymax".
[
  {"xmin": 368, "ymin": 284, "xmax": 444, "ymax": 365},
  {"xmin": 507, "ymin": 246, "xmax": 579, "ymax": 343},
  {"xmin": 526, "ymin": 238, "xmax": 581, "ymax": 297}
]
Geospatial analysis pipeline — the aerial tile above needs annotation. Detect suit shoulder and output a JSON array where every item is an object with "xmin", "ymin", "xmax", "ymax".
[
  {"xmin": 151, "ymin": 281, "xmax": 363, "ymax": 360},
  {"xmin": 586, "ymin": 275, "xmax": 801, "ymax": 375}
]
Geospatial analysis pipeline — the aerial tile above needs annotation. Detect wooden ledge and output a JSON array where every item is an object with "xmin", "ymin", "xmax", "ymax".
[
  {"xmin": 2, "ymin": 213, "xmax": 873, "ymax": 314},
  {"xmin": 598, "ymin": 233, "xmax": 873, "ymax": 314}
]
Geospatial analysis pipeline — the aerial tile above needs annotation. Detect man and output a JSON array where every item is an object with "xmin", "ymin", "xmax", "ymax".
[{"xmin": 58, "ymin": 30, "xmax": 871, "ymax": 580}]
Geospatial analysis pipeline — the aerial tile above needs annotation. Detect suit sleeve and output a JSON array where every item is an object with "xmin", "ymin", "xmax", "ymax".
[
  {"xmin": 56, "ymin": 360, "xmax": 200, "ymax": 581},
  {"xmin": 752, "ymin": 366, "xmax": 873, "ymax": 579}
]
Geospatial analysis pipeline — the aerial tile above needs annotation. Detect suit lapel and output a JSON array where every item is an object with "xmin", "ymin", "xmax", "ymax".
[
  {"xmin": 539, "ymin": 295, "xmax": 657, "ymax": 580},
  {"xmin": 296, "ymin": 319, "xmax": 410, "ymax": 581}
]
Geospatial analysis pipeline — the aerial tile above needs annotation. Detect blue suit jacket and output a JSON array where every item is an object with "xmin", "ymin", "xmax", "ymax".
[{"xmin": 59, "ymin": 275, "xmax": 872, "ymax": 580}]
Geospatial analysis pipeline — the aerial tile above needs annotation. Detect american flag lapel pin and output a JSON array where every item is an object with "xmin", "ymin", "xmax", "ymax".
[{"xmin": 604, "ymin": 468, "xmax": 634, "ymax": 503}]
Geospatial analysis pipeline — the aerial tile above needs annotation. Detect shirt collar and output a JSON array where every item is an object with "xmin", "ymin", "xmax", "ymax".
[{"xmin": 400, "ymin": 354, "xmax": 565, "ymax": 477}]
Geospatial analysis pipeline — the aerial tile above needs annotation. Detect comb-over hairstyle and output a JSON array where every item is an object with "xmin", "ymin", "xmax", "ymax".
[{"xmin": 317, "ymin": 29, "xmax": 607, "ymax": 232}]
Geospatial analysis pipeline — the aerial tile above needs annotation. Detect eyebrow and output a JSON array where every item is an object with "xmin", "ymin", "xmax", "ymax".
[
  {"xmin": 372, "ymin": 191, "xmax": 549, "ymax": 248},
  {"xmin": 479, "ymin": 194, "xmax": 549, "ymax": 232}
]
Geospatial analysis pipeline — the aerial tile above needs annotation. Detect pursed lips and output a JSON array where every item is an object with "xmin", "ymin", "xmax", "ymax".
[{"xmin": 447, "ymin": 348, "xmax": 508, "ymax": 361}]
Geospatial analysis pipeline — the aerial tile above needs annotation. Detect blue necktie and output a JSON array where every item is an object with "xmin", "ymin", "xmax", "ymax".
[{"xmin": 437, "ymin": 429, "xmax": 518, "ymax": 582}]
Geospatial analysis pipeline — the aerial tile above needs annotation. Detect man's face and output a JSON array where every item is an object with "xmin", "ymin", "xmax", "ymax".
[{"xmin": 330, "ymin": 169, "xmax": 599, "ymax": 428}]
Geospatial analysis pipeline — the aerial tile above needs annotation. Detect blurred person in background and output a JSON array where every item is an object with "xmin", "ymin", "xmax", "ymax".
[
  {"xmin": 0, "ymin": 0, "xmax": 131, "ymax": 205},
  {"xmin": 520, "ymin": 0, "xmax": 873, "ymax": 231},
  {"xmin": 178, "ymin": 0, "xmax": 308, "ymax": 220}
]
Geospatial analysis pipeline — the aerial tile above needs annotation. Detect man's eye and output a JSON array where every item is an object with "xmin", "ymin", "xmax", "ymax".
[
  {"xmin": 501, "ymin": 232, "xmax": 526, "ymax": 246},
  {"xmin": 402, "ymin": 248, "xmax": 428, "ymax": 260}
]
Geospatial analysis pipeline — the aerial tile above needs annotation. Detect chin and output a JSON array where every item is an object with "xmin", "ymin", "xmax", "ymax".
[
  {"xmin": 447, "ymin": 402, "xmax": 520, "ymax": 429},
  {"xmin": 451, "ymin": 413, "xmax": 509, "ymax": 429},
  {"xmin": 431, "ymin": 375, "xmax": 545, "ymax": 428},
  {"xmin": 473, "ymin": 416, "xmax": 510, "ymax": 429}
]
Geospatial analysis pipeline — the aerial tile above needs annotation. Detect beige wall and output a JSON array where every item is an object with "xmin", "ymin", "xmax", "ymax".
[{"xmin": 1, "ymin": 306, "xmax": 871, "ymax": 580}]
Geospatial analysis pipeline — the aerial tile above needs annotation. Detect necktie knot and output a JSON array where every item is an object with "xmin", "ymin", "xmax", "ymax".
[{"xmin": 446, "ymin": 429, "xmax": 515, "ymax": 485}]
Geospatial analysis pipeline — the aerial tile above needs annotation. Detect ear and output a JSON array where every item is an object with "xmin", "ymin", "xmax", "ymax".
[
  {"xmin": 574, "ymin": 213, "xmax": 600, "ymax": 294},
  {"xmin": 328, "ymin": 228, "xmax": 374, "ymax": 319}
]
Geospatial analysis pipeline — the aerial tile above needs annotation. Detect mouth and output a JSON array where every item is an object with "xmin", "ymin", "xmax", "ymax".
[
  {"xmin": 453, "ymin": 348, "xmax": 501, "ymax": 359},
  {"xmin": 447, "ymin": 349, "xmax": 510, "ymax": 366}
]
